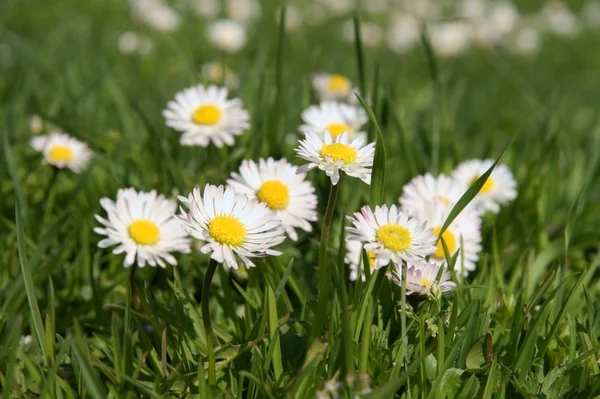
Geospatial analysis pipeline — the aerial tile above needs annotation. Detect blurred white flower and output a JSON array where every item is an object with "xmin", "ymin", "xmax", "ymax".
[
  {"xmin": 130, "ymin": 0, "xmax": 181, "ymax": 32},
  {"xmin": 194, "ymin": 0, "xmax": 220, "ymax": 18},
  {"xmin": 459, "ymin": 0, "xmax": 488, "ymax": 19},
  {"xmin": 30, "ymin": 132, "xmax": 92, "ymax": 173},
  {"xmin": 29, "ymin": 114, "xmax": 43, "ymax": 134},
  {"xmin": 429, "ymin": 21, "xmax": 472, "ymax": 57},
  {"xmin": 277, "ymin": 5, "xmax": 303, "ymax": 32},
  {"xmin": 207, "ymin": 19, "xmax": 248, "ymax": 53},
  {"xmin": 118, "ymin": 31, "xmax": 153, "ymax": 55},
  {"xmin": 342, "ymin": 20, "xmax": 383, "ymax": 47},
  {"xmin": 583, "ymin": 1, "xmax": 600, "ymax": 27},
  {"xmin": 488, "ymin": 1, "xmax": 519, "ymax": 36},
  {"xmin": 300, "ymin": 101, "xmax": 368, "ymax": 141},
  {"xmin": 510, "ymin": 27, "xmax": 541, "ymax": 54},
  {"xmin": 540, "ymin": 2, "xmax": 580, "ymax": 37},
  {"xmin": 227, "ymin": 0, "xmax": 261, "ymax": 22},
  {"xmin": 386, "ymin": 14, "xmax": 421, "ymax": 54},
  {"xmin": 201, "ymin": 62, "xmax": 239, "ymax": 90}
]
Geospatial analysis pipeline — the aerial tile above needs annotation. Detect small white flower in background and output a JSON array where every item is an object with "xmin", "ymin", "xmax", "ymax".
[
  {"xmin": 510, "ymin": 27, "xmax": 541, "ymax": 55},
  {"xmin": 342, "ymin": 20, "xmax": 384, "ymax": 47},
  {"xmin": 387, "ymin": 258, "xmax": 457, "ymax": 296},
  {"xmin": 295, "ymin": 131, "xmax": 375, "ymax": 185},
  {"xmin": 311, "ymin": 73, "xmax": 355, "ymax": 102},
  {"xmin": 19, "ymin": 335, "xmax": 33, "ymax": 345},
  {"xmin": 488, "ymin": 1, "xmax": 520, "ymax": 37},
  {"xmin": 345, "ymin": 240, "xmax": 377, "ymax": 281},
  {"xmin": 346, "ymin": 204, "xmax": 437, "ymax": 269},
  {"xmin": 30, "ymin": 132, "xmax": 92, "ymax": 173},
  {"xmin": 118, "ymin": 31, "xmax": 153, "ymax": 55},
  {"xmin": 29, "ymin": 114, "xmax": 43, "ymax": 134},
  {"xmin": 451, "ymin": 159, "xmax": 518, "ymax": 214},
  {"xmin": 201, "ymin": 62, "xmax": 239, "ymax": 90},
  {"xmin": 94, "ymin": 189, "xmax": 192, "ymax": 268},
  {"xmin": 429, "ymin": 21, "xmax": 472, "ymax": 57},
  {"xmin": 194, "ymin": 0, "xmax": 220, "ymax": 18},
  {"xmin": 540, "ymin": 1, "xmax": 580, "ymax": 37},
  {"xmin": 277, "ymin": 5, "xmax": 304, "ymax": 32},
  {"xmin": 226, "ymin": 158, "xmax": 318, "ymax": 241},
  {"xmin": 207, "ymin": 19, "xmax": 248, "ymax": 53},
  {"xmin": 226, "ymin": 0, "xmax": 261, "ymax": 22},
  {"xmin": 163, "ymin": 84, "xmax": 250, "ymax": 147},
  {"xmin": 459, "ymin": 0, "xmax": 488, "ymax": 19},
  {"xmin": 130, "ymin": 0, "xmax": 181, "ymax": 32},
  {"xmin": 300, "ymin": 101, "xmax": 368, "ymax": 141},
  {"xmin": 583, "ymin": 1, "xmax": 600, "ymax": 27},
  {"xmin": 399, "ymin": 174, "xmax": 482, "ymax": 276},
  {"xmin": 176, "ymin": 184, "xmax": 285, "ymax": 269},
  {"xmin": 386, "ymin": 14, "xmax": 421, "ymax": 54}
]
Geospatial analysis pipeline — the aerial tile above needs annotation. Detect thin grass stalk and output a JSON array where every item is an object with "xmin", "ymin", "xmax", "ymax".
[{"xmin": 202, "ymin": 258, "xmax": 219, "ymax": 385}]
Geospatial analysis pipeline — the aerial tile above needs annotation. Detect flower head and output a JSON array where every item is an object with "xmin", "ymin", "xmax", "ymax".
[
  {"xmin": 227, "ymin": 158, "xmax": 318, "ymax": 241},
  {"xmin": 451, "ymin": 159, "xmax": 517, "ymax": 213},
  {"xmin": 94, "ymin": 188, "xmax": 191, "ymax": 267},
  {"xmin": 207, "ymin": 19, "xmax": 247, "ymax": 53},
  {"xmin": 30, "ymin": 132, "xmax": 92, "ymax": 173},
  {"xmin": 311, "ymin": 73, "xmax": 355, "ymax": 102},
  {"xmin": 346, "ymin": 204, "xmax": 437, "ymax": 269},
  {"xmin": 300, "ymin": 101, "xmax": 368, "ymax": 141},
  {"xmin": 163, "ymin": 84, "xmax": 250, "ymax": 147},
  {"xmin": 388, "ymin": 258, "xmax": 456, "ymax": 296},
  {"xmin": 176, "ymin": 184, "xmax": 285, "ymax": 269},
  {"xmin": 295, "ymin": 131, "xmax": 375, "ymax": 185},
  {"xmin": 201, "ymin": 62, "xmax": 239, "ymax": 90}
]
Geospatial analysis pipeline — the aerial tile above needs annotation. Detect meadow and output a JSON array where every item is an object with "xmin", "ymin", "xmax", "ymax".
[{"xmin": 2, "ymin": 0, "xmax": 600, "ymax": 397}]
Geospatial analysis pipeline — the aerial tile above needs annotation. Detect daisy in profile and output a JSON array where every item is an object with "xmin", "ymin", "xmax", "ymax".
[
  {"xmin": 387, "ymin": 258, "xmax": 456, "ymax": 296},
  {"xmin": 175, "ymin": 184, "xmax": 285, "ymax": 269},
  {"xmin": 226, "ymin": 158, "xmax": 318, "ymax": 241},
  {"xmin": 163, "ymin": 84, "xmax": 250, "ymax": 147},
  {"xmin": 295, "ymin": 131, "xmax": 375, "ymax": 185},
  {"xmin": 451, "ymin": 159, "xmax": 517, "ymax": 213},
  {"xmin": 346, "ymin": 204, "xmax": 437, "ymax": 269},
  {"xmin": 30, "ymin": 132, "xmax": 92, "ymax": 173},
  {"xmin": 94, "ymin": 189, "xmax": 191, "ymax": 267},
  {"xmin": 345, "ymin": 240, "xmax": 377, "ymax": 281},
  {"xmin": 299, "ymin": 101, "xmax": 368, "ymax": 140},
  {"xmin": 201, "ymin": 62, "xmax": 239, "ymax": 90},
  {"xmin": 312, "ymin": 73, "xmax": 355, "ymax": 102},
  {"xmin": 207, "ymin": 19, "xmax": 247, "ymax": 53}
]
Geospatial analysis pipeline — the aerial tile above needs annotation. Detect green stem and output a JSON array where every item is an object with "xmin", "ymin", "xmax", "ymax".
[
  {"xmin": 202, "ymin": 258, "xmax": 219, "ymax": 385},
  {"xmin": 310, "ymin": 179, "xmax": 341, "ymax": 340},
  {"xmin": 401, "ymin": 264, "xmax": 411, "ymax": 399}
]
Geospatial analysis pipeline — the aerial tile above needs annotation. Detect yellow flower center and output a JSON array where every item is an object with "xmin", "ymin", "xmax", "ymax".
[
  {"xmin": 208, "ymin": 215, "xmax": 246, "ymax": 247},
  {"xmin": 368, "ymin": 251, "xmax": 376, "ymax": 269},
  {"xmin": 192, "ymin": 104, "xmax": 221, "ymax": 125},
  {"xmin": 470, "ymin": 175, "xmax": 494, "ymax": 193},
  {"xmin": 48, "ymin": 146, "xmax": 73, "ymax": 162},
  {"xmin": 433, "ymin": 227, "xmax": 456, "ymax": 258},
  {"xmin": 321, "ymin": 143, "xmax": 358, "ymax": 165},
  {"xmin": 376, "ymin": 224, "xmax": 412, "ymax": 252},
  {"xmin": 421, "ymin": 276, "xmax": 433, "ymax": 289},
  {"xmin": 326, "ymin": 123, "xmax": 352, "ymax": 138},
  {"xmin": 256, "ymin": 180, "xmax": 290, "ymax": 210},
  {"xmin": 327, "ymin": 74, "xmax": 351, "ymax": 95},
  {"xmin": 129, "ymin": 219, "xmax": 160, "ymax": 245}
]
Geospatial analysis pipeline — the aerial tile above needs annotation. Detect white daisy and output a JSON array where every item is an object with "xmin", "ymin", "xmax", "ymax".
[
  {"xmin": 429, "ymin": 21, "xmax": 472, "ymax": 57},
  {"xmin": 207, "ymin": 19, "xmax": 248, "ymax": 53},
  {"xmin": 312, "ymin": 73, "xmax": 356, "ymax": 102},
  {"xmin": 345, "ymin": 240, "xmax": 377, "ymax": 281},
  {"xmin": 94, "ymin": 188, "xmax": 192, "ymax": 268},
  {"xmin": 226, "ymin": 158, "xmax": 318, "ymax": 241},
  {"xmin": 295, "ymin": 132, "xmax": 375, "ymax": 185},
  {"xmin": 175, "ymin": 184, "xmax": 285, "ymax": 269},
  {"xmin": 201, "ymin": 62, "xmax": 239, "ymax": 90},
  {"xmin": 387, "ymin": 258, "xmax": 456, "ymax": 296},
  {"xmin": 451, "ymin": 159, "xmax": 518, "ymax": 214},
  {"xmin": 163, "ymin": 84, "xmax": 250, "ymax": 148},
  {"xmin": 346, "ymin": 204, "xmax": 437, "ymax": 269},
  {"xmin": 130, "ymin": 0, "xmax": 181, "ymax": 32},
  {"xmin": 399, "ymin": 173, "xmax": 469, "ymax": 213},
  {"xmin": 30, "ymin": 132, "xmax": 92, "ymax": 173},
  {"xmin": 299, "ymin": 101, "xmax": 368, "ymax": 141}
]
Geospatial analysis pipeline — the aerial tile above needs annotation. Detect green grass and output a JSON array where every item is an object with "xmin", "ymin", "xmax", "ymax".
[{"xmin": 2, "ymin": 0, "xmax": 600, "ymax": 397}]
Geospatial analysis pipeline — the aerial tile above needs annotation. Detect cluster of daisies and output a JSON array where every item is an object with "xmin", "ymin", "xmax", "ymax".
[{"xmin": 29, "ymin": 73, "xmax": 516, "ymax": 297}]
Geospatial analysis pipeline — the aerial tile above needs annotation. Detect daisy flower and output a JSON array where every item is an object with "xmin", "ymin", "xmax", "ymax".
[
  {"xmin": 30, "ymin": 132, "xmax": 92, "ymax": 173},
  {"xmin": 201, "ymin": 62, "xmax": 239, "ymax": 90},
  {"xmin": 451, "ymin": 159, "xmax": 517, "ymax": 213},
  {"xmin": 399, "ymin": 173, "xmax": 469, "ymax": 213},
  {"xmin": 175, "ymin": 184, "xmax": 285, "ymax": 269},
  {"xmin": 226, "ymin": 158, "xmax": 318, "ymax": 241},
  {"xmin": 295, "ymin": 131, "xmax": 375, "ymax": 185},
  {"xmin": 94, "ymin": 188, "xmax": 192, "ymax": 268},
  {"xmin": 299, "ymin": 101, "xmax": 368, "ymax": 140},
  {"xmin": 346, "ymin": 204, "xmax": 437, "ymax": 269},
  {"xmin": 163, "ymin": 84, "xmax": 250, "ymax": 147},
  {"xmin": 207, "ymin": 19, "xmax": 248, "ymax": 53},
  {"xmin": 387, "ymin": 258, "xmax": 456, "ymax": 296},
  {"xmin": 345, "ymin": 240, "xmax": 377, "ymax": 281},
  {"xmin": 312, "ymin": 73, "xmax": 355, "ymax": 102}
]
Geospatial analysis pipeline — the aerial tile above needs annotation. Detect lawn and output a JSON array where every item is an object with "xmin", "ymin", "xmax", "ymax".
[{"xmin": 2, "ymin": 0, "xmax": 600, "ymax": 397}]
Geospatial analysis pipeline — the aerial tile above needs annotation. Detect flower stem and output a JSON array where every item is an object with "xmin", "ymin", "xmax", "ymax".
[
  {"xmin": 201, "ymin": 258, "xmax": 219, "ymax": 385},
  {"xmin": 310, "ymin": 179, "xmax": 341, "ymax": 340}
]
